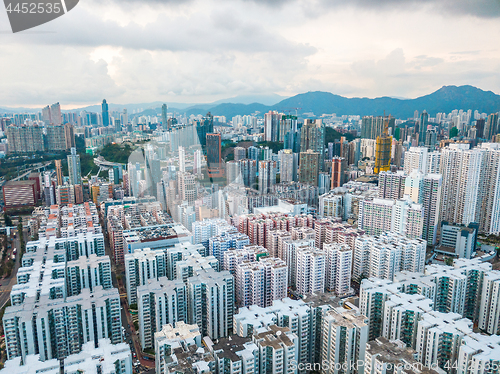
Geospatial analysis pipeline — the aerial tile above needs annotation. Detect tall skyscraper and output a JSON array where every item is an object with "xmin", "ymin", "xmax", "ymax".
[
  {"xmin": 102, "ymin": 99, "xmax": 109, "ymax": 127},
  {"xmin": 485, "ymin": 113, "xmax": 499, "ymax": 140},
  {"xmin": 299, "ymin": 150, "xmax": 320, "ymax": 186},
  {"xmin": 162, "ymin": 104, "xmax": 168, "ymax": 130},
  {"xmin": 233, "ymin": 146, "xmax": 246, "ymax": 162},
  {"xmin": 258, "ymin": 160, "xmax": 277, "ymax": 195},
  {"xmin": 475, "ymin": 118, "xmax": 486, "ymax": 138},
  {"xmin": 331, "ymin": 157, "xmax": 347, "ymax": 189},
  {"xmin": 479, "ymin": 143, "xmax": 500, "ymax": 235},
  {"xmin": 419, "ymin": 110, "xmax": 429, "ymax": 145},
  {"xmin": 206, "ymin": 133, "xmax": 223, "ymax": 178},
  {"xmin": 300, "ymin": 119, "xmax": 325, "ymax": 163},
  {"xmin": 50, "ymin": 102, "xmax": 62, "ymax": 125},
  {"xmin": 374, "ymin": 117, "xmax": 392, "ymax": 174},
  {"xmin": 54, "ymin": 159, "xmax": 63, "ymax": 186},
  {"xmin": 196, "ymin": 113, "xmax": 214, "ymax": 147},
  {"xmin": 361, "ymin": 116, "xmax": 385, "ymax": 139},
  {"xmin": 67, "ymin": 147, "xmax": 82, "ymax": 186},
  {"xmin": 378, "ymin": 170, "xmax": 406, "ymax": 200},
  {"xmin": 241, "ymin": 159, "xmax": 257, "ymax": 189},
  {"xmin": 264, "ymin": 111, "xmax": 282, "ymax": 142},
  {"xmin": 226, "ymin": 160, "xmax": 242, "ymax": 185},
  {"xmin": 279, "ymin": 149, "xmax": 297, "ymax": 183},
  {"xmin": 178, "ymin": 146, "xmax": 186, "ymax": 173},
  {"xmin": 422, "ymin": 173, "xmax": 442, "ymax": 245},
  {"xmin": 440, "ymin": 145, "xmax": 483, "ymax": 226},
  {"xmin": 122, "ymin": 108, "xmax": 128, "ymax": 126},
  {"xmin": 403, "ymin": 146, "xmax": 428, "ymax": 174}
]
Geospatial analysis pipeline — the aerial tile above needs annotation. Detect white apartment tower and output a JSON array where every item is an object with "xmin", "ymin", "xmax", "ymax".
[{"xmin": 325, "ymin": 243, "xmax": 352, "ymax": 296}]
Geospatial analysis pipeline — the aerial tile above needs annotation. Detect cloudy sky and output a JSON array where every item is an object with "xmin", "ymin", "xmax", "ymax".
[{"xmin": 1, "ymin": 0, "xmax": 500, "ymax": 108}]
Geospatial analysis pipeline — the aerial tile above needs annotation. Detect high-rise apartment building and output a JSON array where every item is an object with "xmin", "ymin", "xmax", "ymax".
[
  {"xmin": 296, "ymin": 248, "xmax": 326, "ymax": 295},
  {"xmin": 279, "ymin": 149, "xmax": 297, "ymax": 183},
  {"xmin": 439, "ymin": 145, "xmax": 483, "ymax": 226},
  {"xmin": 361, "ymin": 116, "xmax": 385, "ymax": 140},
  {"xmin": 378, "ymin": 170, "xmax": 406, "ymax": 200},
  {"xmin": 325, "ymin": 243, "xmax": 352, "ymax": 295},
  {"xmin": 419, "ymin": 110, "xmax": 429, "ymax": 145},
  {"xmin": 299, "ymin": 149, "xmax": 320, "ymax": 186},
  {"xmin": 226, "ymin": 160, "xmax": 242, "ymax": 185},
  {"xmin": 422, "ymin": 174, "xmax": 442, "ymax": 245},
  {"xmin": 300, "ymin": 119, "xmax": 325, "ymax": 161},
  {"xmin": 320, "ymin": 308, "xmax": 369, "ymax": 374},
  {"xmin": 161, "ymin": 103, "xmax": 168, "ymax": 130},
  {"xmin": 235, "ymin": 257, "xmax": 288, "ymax": 308},
  {"xmin": 258, "ymin": 160, "xmax": 277, "ymax": 195},
  {"xmin": 6, "ymin": 125, "xmax": 44, "ymax": 153},
  {"xmin": 485, "ymin": 113, "xmax": 499, "ymax": 140},
  {"xmin": 67, "ymin": 147, "xmax": 82, "ymax": 186},
  {"xmin": 234, "ymin": 146, "xmax": 246, "ymax": 161},
  {"xmin": 264, "ymin": 111, "xmax": 282, "ymax": 142}
]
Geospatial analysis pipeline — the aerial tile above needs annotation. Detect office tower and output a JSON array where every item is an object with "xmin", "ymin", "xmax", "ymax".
[
  {"xmin": 296, "ymin": 248, "xmax": 326, "ymax": 295},
  {"xmin": 361, "ymin": 116, "xmax": 385, "ymax": 139},
  {"xmin": 320, "ymin": 308, "xmax": 368, "ymax": 374},
  {"xmin": 67, "ymin": 147, "xmax": 82, "ymax": 186},
  {"xmin": 161, "ymin": 103, "xmax": 168, "ymax": 130},
  {"xmin": 475, "ymin": 118, "xmax": 486, "ymax": 138},
  {"xmin": 330, "ymin": 157, "xmax": 347, "ymax": 189},
  {"xmin": 422, "ymin": 174, "xmax": 442, "ymax": 245},
  {"xmin": 50, "ymin": 102, "xmax": 62, "ymax": 125},
  {"xmin": 226, "ymin": 160, "xmax": 242, "ymax": 185},
  {"xmin": 101, "ymin": 99, "xmax": 109, "ymax": 127},
  {"xmin": 186, "ymin": 269, "xmax": 234, "ymax": 339},
  {"xmin": 479, "ymin": 144, "xmax": 500, "ymax": 235},
  {"xmin": 439, "ymin": 145, "xmax": 483, "ymax": 226},
  {"xmin": 178, "ymin": 146, "xmax": 186, "ymax": 172},
  {"xmin": 258, "ymin": 160, "xmax": 277, "ymax": 195},
  {"xmin": 325, "ymin": 243, "xmax": 352, "ymax": 295},
  {"xmin": 6, "ymin": 124, "xmax": 45, "ymax": 153},
  {"xmin": 404, "ymin": 169, "xmax": 424, "ymax": 203},
  {"xmin": 207, "ymin": 133, "xmax": 223, "ymax": 177},
  {"xmin": 403, "ymin": 146, "xmax": 428, "ymax": 174},
  {"xmin": 234, "ymin": 146, "xmax": 246, "ymax": 161},
  {"xmin": 485, "ymin": 113, "xmax": 499, "ymax": 140},
  {"xmin": 353, "ymin": 232, "xmax": 426, "ymax": 281},
  {"xmin": 299, "ymin": 149, "xmax": 320, "ymax": 186},
  {"xmin": 137, "ymin": 278, "xmax": 187, "ymax": 349},
  {"xmin": 425, "ymin": 128, "xmax": 437, "ymax": 148},
  {"xmin": 54, "ymin": 159, "xmax": 63, "ymax": 186},
  {"xmin": 300, "ymin": 119, "xmax": 325, "ymax": 163},
  {"xmin": 264, "ymin": 110, "xmax": 282, "ymax": 142},
  {"xmin": 125, "ymin": 248, "xmax": 166, "ymax": 305},
  {"xmin": 278, "ymin": 149, "xmax": 296, "ymax": 183},
  {"xmin": 378, "ymin": 170, "xmax": 406, "ymax": 200},
  {"xmin": 122, "ymin": 108, "xmax": 128, "ymax": 126},
  {"xmin": 374, "ymin": 117, "xmax": 392, "ymax": 174},
  {"xmin": 419, "ymin": 110, "xmax": 429, "ymax": 145},
  {"xmin": 196, "ymin": 112, "xmax": 214, "ymax": 147},
  {"xmin": 235, "ymin": 257, "xmax": 288, "ymax": 308}
]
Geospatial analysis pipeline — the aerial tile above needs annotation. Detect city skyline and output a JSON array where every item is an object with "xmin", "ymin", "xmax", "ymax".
[{"xmin": 0, "ymin": 0, "xmax": 499, "ymax": 107}]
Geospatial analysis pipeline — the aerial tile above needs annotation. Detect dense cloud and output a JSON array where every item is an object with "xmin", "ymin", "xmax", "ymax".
[{"xmin": 0, "ymin": 0, "xmax": 499, "ymax": 106}]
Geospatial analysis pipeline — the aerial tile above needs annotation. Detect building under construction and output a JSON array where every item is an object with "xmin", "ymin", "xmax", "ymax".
[{"xmin": 374, "ymin": 115, "xmax": 393, "ymax": 174}]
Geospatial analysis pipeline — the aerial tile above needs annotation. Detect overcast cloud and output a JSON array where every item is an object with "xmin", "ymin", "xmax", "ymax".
[{"xmin": 0, "ymin": 0, "xmax": 499, "ymax": 108}]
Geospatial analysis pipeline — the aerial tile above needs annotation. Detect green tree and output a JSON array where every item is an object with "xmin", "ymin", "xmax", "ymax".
[
  {"xmin": 3, "ymin": 214, "xmax": 12, "ymax": 227},
  {"xmin": 449, "ymin": 127, "xmax": 459, "ymax": 138}
]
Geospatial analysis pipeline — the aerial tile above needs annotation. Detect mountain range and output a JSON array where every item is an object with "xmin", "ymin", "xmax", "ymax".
[{"xmin": 2, "ymin": 86, "xmax": 500, "ymax": 120}]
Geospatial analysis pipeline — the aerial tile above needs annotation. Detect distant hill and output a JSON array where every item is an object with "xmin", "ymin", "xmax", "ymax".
[
  {"xmin": 1, "ymin": 86, "xmax": 499, "ymax": 119},
  {"xmin": 170, "ymin": 85, "xmax": 500, "ymax": 119}
]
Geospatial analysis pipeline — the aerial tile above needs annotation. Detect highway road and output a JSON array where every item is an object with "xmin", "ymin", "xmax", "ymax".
[{"xmin": 0, "ymin": 227, "xmax": 24, "ymax": 310}]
